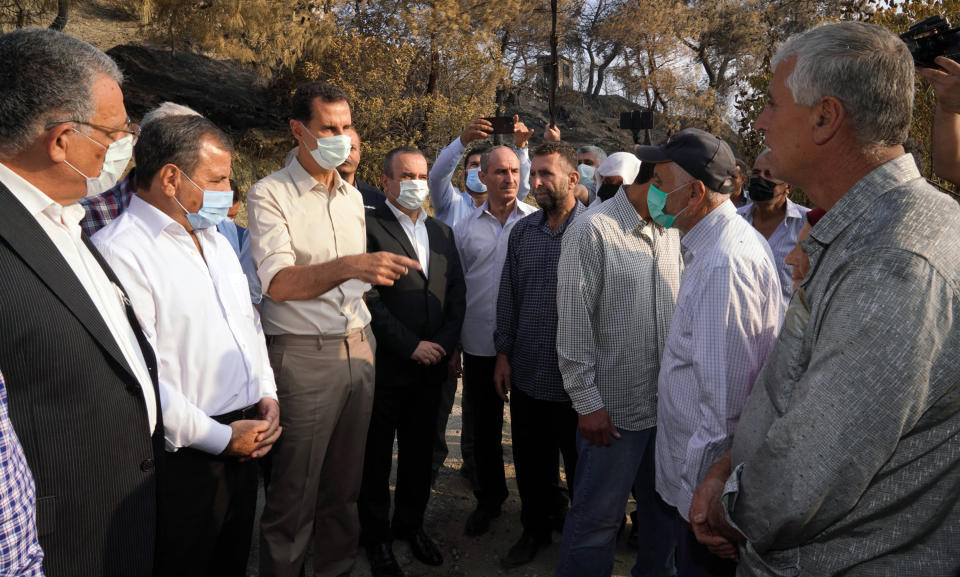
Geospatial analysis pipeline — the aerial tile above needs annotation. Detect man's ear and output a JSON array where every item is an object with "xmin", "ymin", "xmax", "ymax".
[
  {"xmin": 158, "ymin": 164, "xmax": 180, "ymax": 198},
  {"xmin": 45, "ymin": 123, "xmax": 75, "ymax": 163},
  {"xmin": 569, "ymin": 169, "xmax": 580, "ymax": 188},
  {"xmin": 812, "ymin": 96, "xmax": 845, "ymax": 145},
  {"xmin": 690, "ymin": 179, "xmax": 707, "ymax": 203}
]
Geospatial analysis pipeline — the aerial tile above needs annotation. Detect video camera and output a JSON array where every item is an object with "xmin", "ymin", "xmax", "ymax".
[{"xmin": 901, "ymin": 16, "xmax": 960, "ymax": 70}]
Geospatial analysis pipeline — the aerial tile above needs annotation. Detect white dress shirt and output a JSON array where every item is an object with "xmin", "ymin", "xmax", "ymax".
[
  {"xmin": 93, "ymin": 196, "xmax": 278, "ymax": 454},
  {"xmin": 454, "ymin": 199, "xmax": 538, "ymax": 356},
  {"xmin": 247, "ymin": 158, "xmax": 370, "ymax": 336},
  {"xmin": 655, "ymin": 201, "xmax": 783, "ymax": 520},
  {"xmin": 385, "ymin": 200, "xmax": 430, "ymax": 278},
  {"xmin": 0, "ymin": 162, "xmax": 157, "ymax": 433}
]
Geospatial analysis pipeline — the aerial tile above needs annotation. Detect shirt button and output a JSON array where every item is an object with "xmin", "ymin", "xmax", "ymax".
[{"xmin": 140, "ymin": 458, "xmax": 155, "ymax": 472}]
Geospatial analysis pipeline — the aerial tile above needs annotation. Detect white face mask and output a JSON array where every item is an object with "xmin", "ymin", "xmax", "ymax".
[
  {"xmin": 63, "ymin": 131, "xmax": 134, "ymax": 197},
  {"xmin": 396, "ymin": 179, "xmax": 429, "ymax": 210},
  {"xmin": 297, "ymin": 121, "xmax": 351, "ymax": 170}
]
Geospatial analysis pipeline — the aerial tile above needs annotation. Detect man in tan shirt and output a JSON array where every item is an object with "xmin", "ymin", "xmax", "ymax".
[{"xmin": 248, "ymin": 81, "xmax": 419, "ymax": 577}]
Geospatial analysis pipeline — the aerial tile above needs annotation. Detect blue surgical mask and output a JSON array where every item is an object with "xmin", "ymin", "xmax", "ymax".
[
  {"xmin": 173, "ymin": 170, "xmax": 234, "ymax": 230},
  {"xmin": 297, "ymin": 121, "xmax": 351, "ymax": 170},
  {"xmin": 396, "ymin": 179, "xmax": 429, "ymax": 210},
  {"xmin": 465, "ymin": 167, "xmax": 487, "ymax": 193},
  {"xmin": 646, "ymin": 181, "xmax": 690, "ymax": 229},
  {"xmin": 577, "ymin": 163, "xmax": 596, "ymax": 183}
]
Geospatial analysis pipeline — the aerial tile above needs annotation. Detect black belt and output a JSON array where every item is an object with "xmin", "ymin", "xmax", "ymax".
[{"xmin": 212, "ymin": 404, "xmax": 258, "ymax": 425}]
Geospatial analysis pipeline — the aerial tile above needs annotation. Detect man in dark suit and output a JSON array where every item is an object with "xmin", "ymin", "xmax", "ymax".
[
  {"xmin": 339, "ymin": 127, "xmax": 386, "ymax": 209},
  {"xmin": 359, "ymin": 147, "xmax": 466, "ymax": 577},
  {"xmin": 0, "ymin": 29, "xmax": 162, "ymax": 577}
]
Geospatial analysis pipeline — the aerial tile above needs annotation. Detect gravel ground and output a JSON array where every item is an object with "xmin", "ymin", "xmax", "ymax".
[{"xmin": 247, "ymin": 379, "xmax": 641, "ymax": 577}]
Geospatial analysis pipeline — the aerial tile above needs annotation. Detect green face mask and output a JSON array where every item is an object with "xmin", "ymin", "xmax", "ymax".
[{"xmin": 646, "ymin": 182, "xmax": 690, "ymax": 228}]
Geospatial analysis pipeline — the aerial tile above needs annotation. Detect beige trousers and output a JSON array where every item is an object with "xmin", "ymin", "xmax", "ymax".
[{"xmin": 259, "ymin": 327, "xmax": 375, "ymax": 577}]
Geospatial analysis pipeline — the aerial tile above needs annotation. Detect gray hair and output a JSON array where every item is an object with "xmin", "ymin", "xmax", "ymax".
[
  {"xmin": 0, "ymin": 28, "xmax": 123, "ymax": 159},
  {"xmin": 134, "ymin": 115, "xmax": 233, "ymax": 190},
  {"xmin": 771, "ymin": 21, "xmax": 914, "ymax": 151},
  {"xmin": 480, "ymin": 145, "xmax": 519, "ymax": 172},
  {"xmin": 141, "ymin": 102, "xmax": 202, "ymax": 127},
  {"xmin": 577, "ymin": 145, "xmax": 608, "ymax": 165}
]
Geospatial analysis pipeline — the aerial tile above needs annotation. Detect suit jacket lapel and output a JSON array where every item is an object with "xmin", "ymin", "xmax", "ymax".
[
  {"xmin": 426, "ymin": 218, "xmax": 447, "ymax": 291},
  {"xmin": 377, "ymin": 204, "xmax": 426, "ymax": 279},
  {"xmin": 0, "ymin": 183, "xmax": 141, "ymax": 385}
]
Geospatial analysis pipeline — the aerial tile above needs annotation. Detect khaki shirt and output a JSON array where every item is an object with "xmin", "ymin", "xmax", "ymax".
[{"xmin": 247, "ymin": 157, "xmax": 370, "ymax": 335}]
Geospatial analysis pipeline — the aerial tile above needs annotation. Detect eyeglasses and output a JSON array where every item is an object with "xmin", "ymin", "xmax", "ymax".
[{"xmin": 46, "ymin": 119, "xmax": 141, "ymax": 144}]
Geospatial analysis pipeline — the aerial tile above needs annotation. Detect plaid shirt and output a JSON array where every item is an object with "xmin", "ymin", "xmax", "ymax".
[
  {"xmin": 79, "ymin": 174, "xmax": 134, "ymax": 237},
  {"xmin": 0, "ymin": 371, "xmax": 44, "ymax": 576},
  {"xmin": 557, "ymin": 191, "xmax": 683, "ymax": 430},
  {"xmin": 495, "ymin": 202, "xmax": 586, "ymax": 402}
]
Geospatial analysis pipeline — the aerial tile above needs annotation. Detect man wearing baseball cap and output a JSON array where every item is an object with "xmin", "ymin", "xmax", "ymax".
[{"xmin": 635, "ymin": 128, "xmax": 783, "ymax": 576}]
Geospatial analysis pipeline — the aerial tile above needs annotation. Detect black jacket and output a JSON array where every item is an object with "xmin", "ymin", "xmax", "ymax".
[
  {"xmin": 365, "ymin": 202, "xmax": 465, "ymax": 386},
  {"xmin": 0, "ymin": 182, "xmax": 162, "ymax": 577}
]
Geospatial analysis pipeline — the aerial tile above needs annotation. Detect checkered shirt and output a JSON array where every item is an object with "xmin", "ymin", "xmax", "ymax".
[
  {"xmin": 79, "ymin": 175, "xmax": 134, "ymax": 237},
  {"xmin": 495, "ymin": 202, "xmax": 586, "ymax": 402},
  {"xmin": 556, "ymin": 190, "xmax": 683, "ymax": 430},
  {"xmin": 0, "ymin": 371, "xmax": 44, "ymax": 576}
]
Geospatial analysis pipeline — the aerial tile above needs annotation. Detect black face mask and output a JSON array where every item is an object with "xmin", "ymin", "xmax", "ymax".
[
  {"xmin": 597, "ymin": 183, "xmax": 620, "ymax": 201},
  {"xmin": 748, "ymin": 177, "xmax": 778, "ymax": 202}
]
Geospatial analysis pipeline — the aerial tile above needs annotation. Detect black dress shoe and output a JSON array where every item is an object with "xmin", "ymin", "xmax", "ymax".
[
  {"xmin": 366, "ymin": 542, "xmax": 404, "ymax": 577},
  {"xmin": 401, "ymin": 529, "xmax": 443, "ymax": 566},
  {"xmin": 464, "ymin": 505, "xmax": 501, "ymax": 536},
  {"xmin": 501, "ymin": 531, "xmax": 551, "ymax": 569}
]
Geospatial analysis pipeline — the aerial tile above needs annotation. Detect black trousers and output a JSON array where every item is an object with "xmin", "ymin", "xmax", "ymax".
[
  {"xmin": 359, "ymin": 379, "xmax": 442, "ymax": 543},
  {"xmin": 462, "ymin": 353, "xmax": 508, "ymax": 510},
  {"xmin": 510, "ymin": 387, "xmax": 579, "ymax": 538},
  {"xmin": 154, "ymin": 444, "xmax": 259, "ymax": 577}
]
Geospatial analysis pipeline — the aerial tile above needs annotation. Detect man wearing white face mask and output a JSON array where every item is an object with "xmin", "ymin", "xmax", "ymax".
[
  {"xmin": 248, "ymin": 82, "xmax": 421, "ymax": 577},
  {"xmin": 0, "ymin": 28, "xmax": 161, "ymax": 576},
  {"xmin": 80, "ymin": 101, "xmax": 203, "ymax": 236},
  {"xmin": 359, "ymin": 147, "xmax": 466, "ymax": 577},
  {"xmin": 92, "ymin": 114, "xmax": 281, "ymax": 577}
]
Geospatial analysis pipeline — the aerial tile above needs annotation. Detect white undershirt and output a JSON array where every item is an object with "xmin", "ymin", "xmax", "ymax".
[{"xmin": 0, "ymin": 162, "xmax": 157, "ymax": 433}]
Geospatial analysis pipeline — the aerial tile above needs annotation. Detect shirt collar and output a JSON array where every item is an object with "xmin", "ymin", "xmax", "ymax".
[
  {"xmin": 810, "ymin": 154, "xmax": 921, "ymax": 247},
  {"xmin": 608, "ymin": 187, "xmax": 650, "ymax": 233},
  {"xmin": 476, "ymin": 197, "xmax": 536, "ymax": 221},
  {"xmin": 385, "ymin": 199, "xmax": 424, "ymax": 228},
  {"xmin": 127, "ymin": 193, "xmax": 214, "ymax": 242},
  {"xmin": 681, "ymin": 198, "xmax": 737, "ymax": 260},
  {"xmin": 784, "ymin": 197, "xmax": 805, "ymax": 221},
  {"xmin": 0, "ymin": 161, "xmax": 88, "ymax": 229},
  {"xmin": 285, "ymin": 156, "xmax": 348, "ymax": 198},
  {"xmin": 536, "ymin": 200, "xmax": 587, "ymax": 235},
  {"xmin": 0, "ymin": 161, "xmax": 63, "ymax": 217}
]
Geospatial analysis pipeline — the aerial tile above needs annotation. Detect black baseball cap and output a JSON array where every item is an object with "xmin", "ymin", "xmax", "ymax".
[{"xmin": 633, "ymin": 128, "xmax": 736, "ymax": 192}]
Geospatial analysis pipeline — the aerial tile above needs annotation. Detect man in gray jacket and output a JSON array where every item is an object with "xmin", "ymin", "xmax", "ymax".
[{"xmin": 691, "ymin": 21, "xmax": 960, "ymax": 577}]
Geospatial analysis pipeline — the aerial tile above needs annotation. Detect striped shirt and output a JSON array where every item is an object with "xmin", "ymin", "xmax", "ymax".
[
  {"xmin": 737, "ymin": 197, "xmax": 809, "ymax": 302},
  {"xmin": 0, "ymin": 371, "xmax": 44, "ymax": 576},
  {"xmin": 655, "ymin": 200, "xmax": 783, "ymax": 521},
  {"xmin": 495, "ymin": 202, "xmax": 586, "ymax": 402},
  {"xmin": 556, "ymin": 190, "xmax": 682, "ymax": 430}
]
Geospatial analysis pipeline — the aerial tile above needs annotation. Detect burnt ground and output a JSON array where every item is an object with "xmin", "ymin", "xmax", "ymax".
[{"xmin": 245, "ymin": 379, "xmax": 643, "ymax": 577}]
